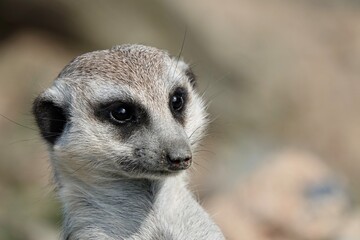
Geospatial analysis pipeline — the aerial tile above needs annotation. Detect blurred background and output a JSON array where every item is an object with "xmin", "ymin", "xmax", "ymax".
[{"xmin": 0, "ymin": 0, "xmax": 360, "ymax": 239}]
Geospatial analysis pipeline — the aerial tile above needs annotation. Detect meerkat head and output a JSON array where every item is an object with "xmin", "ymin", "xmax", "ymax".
[{"xmin": 33, "ymin": 44, "xmax": 207, "ymax": 182}]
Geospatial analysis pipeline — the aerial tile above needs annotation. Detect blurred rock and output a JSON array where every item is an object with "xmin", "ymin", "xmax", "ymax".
[
  {"xmin": 205, "ymin": 150, "xmax": 358, "ymax": 240},
  {"xmin": 337, "ymin": 210, "xmax": 360, "ymax": 240}
]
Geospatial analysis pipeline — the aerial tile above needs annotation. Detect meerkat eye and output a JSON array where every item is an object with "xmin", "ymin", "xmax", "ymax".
[
  {"xmin": 171, "ymin": 94, "xmax": 184, "ymax": 112},
  {"xmin": 170, "ymin": 88, "xmax": 187, "ymax": 114},
  {"xmin": 109, "ymin": 103, "xmax": 135, "ymax": 124}
]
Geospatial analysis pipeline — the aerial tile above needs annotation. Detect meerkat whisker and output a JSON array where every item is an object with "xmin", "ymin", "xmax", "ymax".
[{"xmin": 0, "ymin": 113, "xmax": 37, "ymax": 131}]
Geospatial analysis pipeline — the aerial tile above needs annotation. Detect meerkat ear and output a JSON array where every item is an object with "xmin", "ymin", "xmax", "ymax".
[
  {"xmin": 185, "ymin": 66, "xmax": 196, "ymax": 88},
  {"xmin": 32, "ymin": 96, "xmax": 68, "ymax": 145}
]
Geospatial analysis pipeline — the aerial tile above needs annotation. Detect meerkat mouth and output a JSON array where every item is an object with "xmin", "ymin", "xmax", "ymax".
[
  {"xmin": 167, "ymin": 158, "xmax": 192, "ymax": 171},
  {"xmin": 150, "ymin": 162, "xmax": 192, "ymax": 176},
  {"xmin": 147, "ymin": 160, "xmax": 193, "ymax": 176}
]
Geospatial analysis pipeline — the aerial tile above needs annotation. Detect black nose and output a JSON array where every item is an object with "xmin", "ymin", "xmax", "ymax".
[{"xmin": 166, "ymin": 154, "xmax": 192, "ymax": 171}]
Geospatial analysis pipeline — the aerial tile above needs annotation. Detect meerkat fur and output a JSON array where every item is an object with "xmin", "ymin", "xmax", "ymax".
[{"xmin": 33, "ymin": 44, "xmax": 225, "ymax": 240}]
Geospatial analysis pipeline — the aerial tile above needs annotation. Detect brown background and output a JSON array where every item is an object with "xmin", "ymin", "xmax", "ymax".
[{"xmin": 0, "ymin": 0, "xmax": 359, "ymax": 239}]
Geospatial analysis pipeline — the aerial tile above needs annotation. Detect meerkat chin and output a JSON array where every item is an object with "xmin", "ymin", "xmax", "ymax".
[{"xmin": 33, "ymin": 44, "xmax": 224, "ymax": 240}]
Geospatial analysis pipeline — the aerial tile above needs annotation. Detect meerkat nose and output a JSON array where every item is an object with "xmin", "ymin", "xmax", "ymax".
[{"xmin": 166, "ymin": 149, "xmax": 192, "ymax": 171}]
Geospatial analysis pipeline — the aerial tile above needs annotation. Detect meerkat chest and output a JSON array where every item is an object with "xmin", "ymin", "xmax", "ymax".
[{"xmin": 125, "ymin": 185, "xmax": 224, "ymax": 240}]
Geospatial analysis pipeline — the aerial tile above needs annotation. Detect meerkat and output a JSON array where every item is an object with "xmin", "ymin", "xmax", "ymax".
[{"xmin": 33, "ymin": 44, "xmax": 225, "ymax": 240}]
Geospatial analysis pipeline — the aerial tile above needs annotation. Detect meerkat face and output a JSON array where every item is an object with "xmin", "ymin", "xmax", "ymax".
[{"xmin": 33, "ymin": 45, "xmax": 207, "ymax": 181}]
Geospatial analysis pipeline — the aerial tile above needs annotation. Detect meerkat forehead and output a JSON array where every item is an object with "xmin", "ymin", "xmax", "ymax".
[
  {"xmin": 59, "ymin": 44, "xmax": 170, "ymax": 81},
  {"xmin": 53, "ymin": 44, "xmax": 190, "ymax": 111}
]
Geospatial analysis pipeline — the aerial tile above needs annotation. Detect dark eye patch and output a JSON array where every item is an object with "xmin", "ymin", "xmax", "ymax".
[
  {"xmin": 169, "ymin": 87, "xmax": 188, "ymax": 124},
  {"xmin": 94, "ymin": 100, "xmax": 149, "ymax": 138}
]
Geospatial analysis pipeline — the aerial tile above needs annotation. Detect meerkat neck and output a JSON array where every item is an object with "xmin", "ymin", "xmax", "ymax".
[
  {"xmin": 59, "ymin": 174, "xmax": 192, "ymax": 239},
  {"xmin": 59, "ymin": 173, "xmax": 188, "ymax": 203}
]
